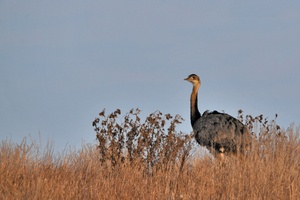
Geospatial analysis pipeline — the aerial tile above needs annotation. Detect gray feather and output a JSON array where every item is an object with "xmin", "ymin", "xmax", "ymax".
[{"xmin": 193, "ymin": 110, "xmax": 251, "ymax": 153}]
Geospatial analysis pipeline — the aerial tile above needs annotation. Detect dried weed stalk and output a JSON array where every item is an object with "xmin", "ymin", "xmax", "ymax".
[
  {"xmin": 238, "ymin": 110, "xmax": 299, "ymax": 160},
  {"xmin": 92, "ymin": 109, "xmax": 192, "ymax": 171}
]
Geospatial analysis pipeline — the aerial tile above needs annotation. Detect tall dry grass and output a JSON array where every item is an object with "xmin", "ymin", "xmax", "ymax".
[{"xmin": 1, "ymin": 109, "xmax": 300, "ymax": 199}]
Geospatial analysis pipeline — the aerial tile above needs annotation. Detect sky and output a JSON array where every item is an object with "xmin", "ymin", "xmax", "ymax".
[{"xmin": 1, "ymin": 1, "xmax": 300, "ymax": 152}]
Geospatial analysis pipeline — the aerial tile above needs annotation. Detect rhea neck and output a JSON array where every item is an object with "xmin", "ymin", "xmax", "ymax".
[{"xmin": 190, "ymin": 82, "xmax": 201, "ymax": 127}]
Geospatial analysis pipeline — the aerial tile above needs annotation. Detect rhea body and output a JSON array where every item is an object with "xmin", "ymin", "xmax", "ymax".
[{"xmin": 185, "ymin": 74, "xmax": 252, "ymax": 158}]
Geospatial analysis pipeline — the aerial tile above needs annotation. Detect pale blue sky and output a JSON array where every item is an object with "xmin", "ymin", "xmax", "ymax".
[{"xmin": 1, "ymin": 1, "xmax": 300, "ymax": 152}]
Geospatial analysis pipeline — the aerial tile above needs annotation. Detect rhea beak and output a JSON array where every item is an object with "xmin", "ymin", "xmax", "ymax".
[{"xmin": 184, "ymin": 77, "xmax": 189, "ymax": 81}]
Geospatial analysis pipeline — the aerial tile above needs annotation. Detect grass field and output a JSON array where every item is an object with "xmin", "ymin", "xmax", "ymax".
[{"xmin": 1, "ymin": 109, "xmax": 299, "ymax": 199}]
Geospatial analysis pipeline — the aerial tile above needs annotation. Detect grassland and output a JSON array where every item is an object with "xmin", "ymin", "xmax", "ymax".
[{"xmin": 1, "ymin": 109, "xmax": 299, "ymax": 199}]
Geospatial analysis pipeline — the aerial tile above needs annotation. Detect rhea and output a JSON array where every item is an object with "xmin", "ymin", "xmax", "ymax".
[{"xmin": 185, "ymin": 74, "xmax": 252, "ymax": 158}]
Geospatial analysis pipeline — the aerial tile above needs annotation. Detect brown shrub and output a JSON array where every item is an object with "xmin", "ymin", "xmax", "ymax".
[{"xmin": 92, "ymin": 108, "xmax": 192, "ymax": 173}]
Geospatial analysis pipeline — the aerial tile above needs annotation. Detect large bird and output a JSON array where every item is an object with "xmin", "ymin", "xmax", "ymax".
[{"xmin": 184, "ymin": 74, "xmax": 252, "ymax": 158}]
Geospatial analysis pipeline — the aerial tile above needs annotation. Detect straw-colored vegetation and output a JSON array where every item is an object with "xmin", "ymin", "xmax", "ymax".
[{"xmin": 1, "ymin": 109, "xmax": 300, "ymax": 199}]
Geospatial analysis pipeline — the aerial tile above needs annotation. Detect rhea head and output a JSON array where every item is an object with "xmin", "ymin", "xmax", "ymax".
[{"xmin": 184, "ymin": 74, "xmax": 201, "ymax": 86}]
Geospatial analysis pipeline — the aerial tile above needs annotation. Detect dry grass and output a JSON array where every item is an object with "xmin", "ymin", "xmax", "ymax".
[{"xmin": 1, "ymin": 109, "xmax": 300, "ymax": 199}]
